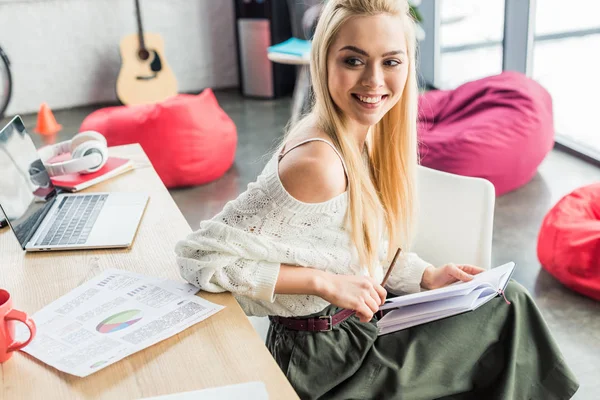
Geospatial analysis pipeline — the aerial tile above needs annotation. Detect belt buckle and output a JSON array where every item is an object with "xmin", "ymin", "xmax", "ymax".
[{"xmin": 319, "ymin": 315, "xmax": 332, "ymax": 332}]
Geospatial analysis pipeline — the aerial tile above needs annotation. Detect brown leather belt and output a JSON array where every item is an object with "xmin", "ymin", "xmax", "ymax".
[{"xmin": 270, "ymin": 309, "xmax": 356, "ymax": 332}]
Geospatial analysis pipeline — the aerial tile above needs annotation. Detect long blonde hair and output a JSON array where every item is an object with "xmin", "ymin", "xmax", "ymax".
[{"xmin": 282, "ymin": 0, "xmax": 419, "ymax": 274}]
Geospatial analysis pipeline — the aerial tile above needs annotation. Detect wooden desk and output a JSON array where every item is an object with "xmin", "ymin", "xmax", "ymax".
[{"xmin": 0, "ymin": 144, "xmax": 298, "ymax": 400}]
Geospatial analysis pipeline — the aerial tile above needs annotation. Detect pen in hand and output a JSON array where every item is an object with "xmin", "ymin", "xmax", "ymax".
[
  {"xmin": 382, "ymin": 247, "xmax": 402, "ymax": 287},
  {"xmin": 341, "ymin": 247, "xmax": 403, "ymax": 320},
  {"xmin": 378, "ymin": 247, "xmax": 403, "ymax": 308}
]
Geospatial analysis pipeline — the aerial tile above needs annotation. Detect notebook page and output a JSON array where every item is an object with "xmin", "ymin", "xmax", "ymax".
[
  {"xmin": 378, "ymin": 287, "xmax": 485, "ymax": 329},
  {"xmin": 378, "ymin": 288, "xmax": 488, "ymax": 335},
  {"xmin": 471, "ymin": 263, "xmax": 516, "ymax": 309},
  {"xmin": 380, "ymin": 280, "xmax": 480, "ymax": 311},
  {"xmin": 468, "ymin": 262, "xmax": 514, "ymax": 288}
]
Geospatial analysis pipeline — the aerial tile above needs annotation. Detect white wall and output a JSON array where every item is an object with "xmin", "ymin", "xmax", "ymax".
[{"xmin": 0, "ymin": 0, "xmax": 238, "ymax": 115}]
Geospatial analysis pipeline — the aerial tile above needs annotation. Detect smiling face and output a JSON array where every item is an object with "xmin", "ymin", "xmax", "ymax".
[{"xmin": 327, "ymin": 13, "xmax": 409, "ymax": 130}]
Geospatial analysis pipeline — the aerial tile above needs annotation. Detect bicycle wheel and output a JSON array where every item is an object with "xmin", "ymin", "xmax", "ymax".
[{"xmin": 0, "ymin": 46, "xmax": 12, "ymax": 119}]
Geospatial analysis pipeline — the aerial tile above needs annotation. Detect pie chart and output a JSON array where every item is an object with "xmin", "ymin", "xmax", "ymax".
[{"xmin": 96, "ymin": 309, "xmax": 143, "ymax": 334}]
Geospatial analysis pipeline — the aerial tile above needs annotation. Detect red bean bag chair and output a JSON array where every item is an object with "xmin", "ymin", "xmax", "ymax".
[
  {"xmin": 418, "ymin": 71, "xmax": 554, "ymax": 196},
  {"xmin": 537, "ymin": 183, "xmax": 600, "ymax": 300},
  {"xmin": 80, "ymin": 89, "xmax": 237, "ymax": 188}
]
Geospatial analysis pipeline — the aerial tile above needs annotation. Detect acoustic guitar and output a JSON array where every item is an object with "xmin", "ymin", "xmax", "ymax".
[{"xmin": 116, "ymin": 0, "xmax": 178, "ymax": 105}]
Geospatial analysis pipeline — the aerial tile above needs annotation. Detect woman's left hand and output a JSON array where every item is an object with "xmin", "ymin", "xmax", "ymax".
[{"xmin": 420, "ymin": 263, "xmax": 485, "ymax": 290}]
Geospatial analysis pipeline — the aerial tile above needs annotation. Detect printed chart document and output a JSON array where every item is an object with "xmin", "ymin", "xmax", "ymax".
[
  {"xmin": 377, "ymin": 262, "xmax": 515, "ymax": 335},
  {"xmin": 20, "ymin": 269, "xmax": 224, "ymax": 377},
  {"xmin": 139, "ymin": 381, "xmax": 269, "ymax": 400}
]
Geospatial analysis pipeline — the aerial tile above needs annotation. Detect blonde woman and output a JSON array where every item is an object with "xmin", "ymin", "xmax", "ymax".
[{"xmin": 176, "ymin": 0, "xmax": 578, "ymax": 398}]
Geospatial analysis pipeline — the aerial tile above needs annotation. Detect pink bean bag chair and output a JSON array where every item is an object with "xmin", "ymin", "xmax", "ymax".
[
  {"xmin": 80, "ymin": 89, "xmax": 237, "ymax": 188},
  {"xmin": 537, "ymin": 183, "xmax": 600, "ymax": 301},
  {"xmin": 418, "ymin": 71, "xmax": 554, "ymax": 196}
]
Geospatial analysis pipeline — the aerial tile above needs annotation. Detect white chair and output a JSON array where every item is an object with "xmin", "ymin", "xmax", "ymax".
[
  {"xmin": 412, "ymin": 165, "xmax": 495, "ymax": 270},
  {"xmin": 249, "ymin": 165, "xmax": 496, "ymax": 341}
]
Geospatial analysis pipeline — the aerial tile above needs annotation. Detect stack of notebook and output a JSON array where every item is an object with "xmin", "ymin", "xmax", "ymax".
[{"xmin": 377, "ymin": 262, "xmax": 515, "ymax": 335}]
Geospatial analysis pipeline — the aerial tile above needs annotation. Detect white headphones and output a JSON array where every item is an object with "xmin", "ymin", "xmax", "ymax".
[{"xmin": 38, "ymin": 131, "xmax": 108, "ymax": 176}]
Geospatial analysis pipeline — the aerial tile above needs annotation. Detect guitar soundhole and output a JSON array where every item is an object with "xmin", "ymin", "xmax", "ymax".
[{"xmin": 138, "ymin": 49, "xmax": 150, "ymax": 61}]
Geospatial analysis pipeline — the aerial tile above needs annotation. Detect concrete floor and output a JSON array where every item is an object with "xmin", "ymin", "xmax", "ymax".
[{"xmin": 4, "ymin": 89, "xmax": 600, "ymax": 399}]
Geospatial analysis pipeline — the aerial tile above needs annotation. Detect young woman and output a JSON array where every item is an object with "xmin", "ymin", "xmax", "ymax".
[{"xmin": 176, "ymin": 0, "xmax": 579, "ymax": 398}]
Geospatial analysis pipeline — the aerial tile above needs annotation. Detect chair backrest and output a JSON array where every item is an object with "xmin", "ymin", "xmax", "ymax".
[{"xmin": 412, "ymin": 166, "xmax": 495, "ymax": 269}]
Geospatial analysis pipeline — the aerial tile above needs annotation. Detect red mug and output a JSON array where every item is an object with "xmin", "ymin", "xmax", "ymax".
[{"xmin": 0, "ymin": 289, "xmax": 36, "ymax": 363}]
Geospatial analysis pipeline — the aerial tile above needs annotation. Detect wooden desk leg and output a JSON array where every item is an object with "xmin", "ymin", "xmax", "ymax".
[{"xmin": 290, "ymin": 65, "xmax": 310, "ymax": 125}]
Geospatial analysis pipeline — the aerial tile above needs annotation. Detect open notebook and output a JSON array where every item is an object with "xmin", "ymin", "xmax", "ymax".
[{"xmin": 378, "ymin": 262, "xmax": 515, "ymax": 336}]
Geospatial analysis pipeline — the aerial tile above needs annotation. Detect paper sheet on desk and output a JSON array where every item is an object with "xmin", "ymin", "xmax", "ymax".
[
  {"xmin": 139, "ymin": 382, "xmax": 269, "ymax": 400},
  {"xmin": 18, "ymin": 269, "xmax": 224, "ymax": 377}
]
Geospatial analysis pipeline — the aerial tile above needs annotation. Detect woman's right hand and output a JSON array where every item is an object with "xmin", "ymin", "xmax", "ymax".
[{"xmin": 316, "ymin": 272, "xmax": 387, "ymax": 323}]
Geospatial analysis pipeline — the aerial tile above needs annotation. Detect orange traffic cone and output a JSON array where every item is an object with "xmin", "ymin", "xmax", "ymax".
[{"xmin": 34, "ymin": 103, "xmax": 62, "ymax": 138}]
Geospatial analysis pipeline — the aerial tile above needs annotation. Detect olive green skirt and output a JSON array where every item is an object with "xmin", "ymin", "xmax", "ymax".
[{"xmin": 266, "ymin": 281, "xmax": 579, "ymax": 400}]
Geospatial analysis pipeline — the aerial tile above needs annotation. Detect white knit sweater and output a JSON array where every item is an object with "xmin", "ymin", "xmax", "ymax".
[{"xmin": 175, "ymin": 153, "xmax": 432, "ymax": 317}]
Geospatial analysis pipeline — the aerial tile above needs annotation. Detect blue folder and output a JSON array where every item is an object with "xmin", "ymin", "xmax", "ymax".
[{"xmin": 267, "ymin": 38, "xmax": 311, "ymax": 58}]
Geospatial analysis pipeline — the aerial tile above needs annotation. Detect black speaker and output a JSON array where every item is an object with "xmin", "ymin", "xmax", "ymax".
[{"xmin": 234, "ymin": 0, "xmax": 296, "ymax": 99}]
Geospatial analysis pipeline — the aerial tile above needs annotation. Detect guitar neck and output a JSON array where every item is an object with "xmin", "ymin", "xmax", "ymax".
[{"xmin": 135, "ymin": 0, "xmax": 146, "ymax": 51}]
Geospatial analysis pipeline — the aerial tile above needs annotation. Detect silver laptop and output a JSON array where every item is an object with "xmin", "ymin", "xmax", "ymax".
[{"xmin": 0, "ymin": 116, "xmax": 149, "ymax": 251}]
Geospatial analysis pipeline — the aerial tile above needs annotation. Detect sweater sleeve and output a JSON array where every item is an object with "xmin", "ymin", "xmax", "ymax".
[
  {"xmin": 384, "ymin": 252, "xmax": 432, "ymax": 294},
  {"xmin": 175, "ymin": 218, "xmax": 282, "ymax": 303}
]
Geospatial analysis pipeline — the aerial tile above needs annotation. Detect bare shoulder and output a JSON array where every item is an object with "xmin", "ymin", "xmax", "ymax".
[{"xmin": 278, "ymin": 130, "xmax": 347, "ymax": 203}]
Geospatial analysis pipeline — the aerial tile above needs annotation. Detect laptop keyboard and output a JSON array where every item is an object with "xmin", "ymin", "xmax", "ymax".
[{"xmin": 35, "ymin": 195, "xmax": 108, "ymax": 247}]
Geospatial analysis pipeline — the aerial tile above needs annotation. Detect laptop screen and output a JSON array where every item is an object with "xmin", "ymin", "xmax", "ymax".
[{"xmin": 0, "ymin": 116, "xmax": 57, "ymax": 248}]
